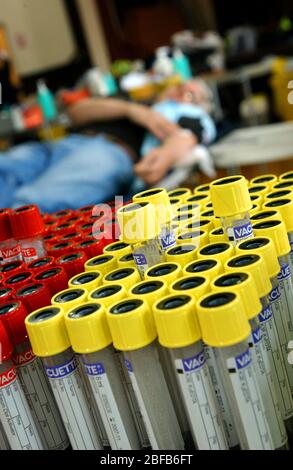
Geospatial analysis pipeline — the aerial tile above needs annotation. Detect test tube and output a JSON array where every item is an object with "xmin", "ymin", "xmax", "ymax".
[
  {"xmin": 0, "ymin": 287, "xmax": 14, "ymax": 305},
  {"xmin": 168, "ymin": 188, "xmax": 192, "ymax": 201},
  {"xmin": 248, "ymin": 185, "xmax": 271, "ymax": 200},
  {"xmin": 85, "ymin": 254, "xmax": 117, "ymax": 275},
  {"xmin": 153, "ymin": 294, "xmax": 228, "ymax": 450},
  {"xmin": 209, "ymin": 228, "xmax": 226, "ymax": 243},
  {"xmin": 194, "ymin": 183, "xmax": 210, "ymax": 194},
  {"xmin": 181, "ymin": 217, "xmax": 213, "ymax": 234},
  {"xmin": 64, "ymin": 302, "xmax": 141, "ymax": 450},
  {"xmin": 0, "ymin": 260, "xmax": 24, "ymax": 279},
  {"xmin": 263, "ymin": 199, "xmax": 293, "ymax": 274},
  {"xmin": 10, "ymin": 205, "xmax": 47, "ymax": 263},
  {"xmin": 197, "ymin": 291, "xmax": 274, "ymax": 450},
  {"xmin": 169, "ymin": 275, "xmax": 209, "ymax": 300},
  {"xmin": 272, "ymin": 181, "xmax": 293, "ymax": 191},
  {"xmin": 27, "ymin": 257, "xmax": 55, "ymax": 275},
  {"xmin": 89, "ymin": 284, "xmax": 127, "ymax": 306},
  {"xmin": 280, "ymin": 171, "xmax": 293, "ymax": 182},
  {"xmin": 0, "ymin": 301, "xmax": 69, "ymax": 450},
  {"xmin": 165, "ymin": 244, "xmax": 198, "ymax": 268},
  {"xmin": 103, "ymin": 268, "xmax": 140, "ymax": 293},
  {"xmin": 51, "ymin": 287, "xmax": 88, "ymax": 313},
  {"xmin": 117, "ymin": 202, "xmax": 164, "ymax": 279},
  {"xmin": 34, "ymin": 267, "xmax": 68, "ymax": 296},
  {"xmin": 68, "ymin": 271, "xmax": 102, "ymax": 293},
  {"xmin": 145, "ymin": 262, "xmax": 182, "ymax": 285},
  {"xmin": 185, "ymin": 194, "xmax": 211, "ymax": 209},
  {"xmin": 211, "ymin": 272, "xmax": 288, "ymax": 450},
  {"xmin": 133, "ymin": 188, "xmax": 177, "ymax": 253},
  {"xmin": 183, "ymin": 259, "xmax": 223, "ymax": 282},
  {"xmin": 0, "ymin": 209, "xmax": 22, "ymax": 264},
  {"xmin": 250, "ymin": 209, "xmax": 281, "ymax": 224},
  {"xmin": 106, "ymin": 298, "xmax": 184, "ymax": 450},
  {"xmin": 210, "ymin": 176, "xmax": 253, "ymax": 245},
  {"xmin": 250, "ymin": 175, "xmax": 278, "ymax": 189},
  {"xmin": 103, "ymin": 241, "xmax": 132, "ymax": 259},
  {"xmin": 197, "ymin": 242, "xmax": 235, "ymax": 265},
  {"xmin": 0, "ymin": 423, "xmax": 9, "ymax": 450},
  {"xmin": 4, "ymin": 270, "xmax": 34, "ymax": 291},
  {"xmin": 235, "ymin": 237, "xmax": 293, "ymax": 435},
  {"xmin": 118, "ymin": 253, "xmax": 136, "ymax": 269},
  {"xmin": 177, "ymin": 230, "xmax": 209, "ymax": 248},
  {"xmin": 0, "ymin": 320, "xmax": 44, "ymax": 449},
  {"xmin": 265, "ymin": 189, "xmax": 293, "ymax": 203},
  {"xmin": 25, "ymin": 306, "xmax": 104, "ymax": 450},
  {"xmin": 57, "ymin": 252, "xmax": 88, "ymax": 279}
]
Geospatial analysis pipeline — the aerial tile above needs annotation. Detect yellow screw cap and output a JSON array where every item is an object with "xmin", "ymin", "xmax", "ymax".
[
  {"xmin": 209, "ymin": 228, "xmax": 227, "ymax": 244},
  {"xmin": 264, "ymin": 189, "xmax": 293, "ymax": 203},
  {"xmin": 85, "ymin": 254, "xmax": 117, "ymax": 275},
  {"xmin": 248, "ymin": 185, "xmax": 270, "ymax": 198},
  {"xmin": 280, "ymin": 171, "xmax": 293, "ymax": 182},
  {"xmin": 118, "ymin": 253, "xmax": 136, "ymax": 269},
  {"xmin": 145, "ymin": 262, "xmax": 182, "ymax": 285},
  {"xmin": 169, "ymin": 198, "xmax": 182, "ymax": 212},
  {"xmin": 236, "ymin": 237, "xmax": 280, "ymax": 279},
  {"xmin": 176, "ymin": 203, "xmax": 201, "ymax": 216},
  {"xmin": 211, "ymin": 271, "xmax": 261, "ymax": 320},
  {"xmin": 272, "ymin": 181, "xmax": 293, "ymax": 191},
  {"xmin": 225, "ymin": 254, "xmax": 271, "ymax": 297},
  {"xmin": 250, "ymin": 209, "xmax": 283, "ymax": 225},
  {"xmin": 104, "ymin": 241, "xmax": 132, "ymax": 259},
  {"xmin": 51, "ymin": 288, "xmax": 88, "ymax": 314},
  {"xmin": 250, "ymin": 175, "xmax": 278, "ymax": 188},
  {"xmin": 198, "ymin": 242, "xmax": 235, "ymax": 265},
  {"xmin": 197, "ymin": 292, "xmax": 250, "ymax": 348},
  {"xmin": 177, "ymin": 230, "xmax": 209, "ymax": 248},
  {"xmin": 194, "ymin": 184, "xmax": 210, "ymax": 194},
  {"xmin": 182, "ymin": 217, "xmax": 213, "ymax": 233},
  {"xmin": 65, "ymin": 302, "xmax": 111, "ymax": 354},
  {"xmin": 68, "ymin": 271, "xmax": 102, "ymax": 293},
  {"xmin": 186, "ymin": 193, "xmax": 211, "ymax": 207},
  {"xmin": 263, "ymin": 198, "xmax": 293, "ymax": 233},
  {"xmin": 165, "ymin": 244, "xmax": 197, "ymax": 268},
  {"xmin": 250, "ymin": 204, "xmax": 261, "ymax": 217},
  {"xmin": 153, "ymin": 294, "xmax": 201, "ymax": 348},
  {"xmin": 117, "ymin": 202, "xmax": 160, "ymax": 245},
  {"xmin": 168, "ymin": 188, "xmax": 192, "ymax": 201},
  {"xmin": 25, "ymin": 306, "xmax": 70, "ymax": 357},
  {"xmin": 107, "ymin": 299, "xmax": 157, "ymax": 351},
  {"xmin": 88, "ymin": 284, "xmax": 127, "ymax": 308},
  {"xmin": 250, "ymin": 194, "xmax": 263, "ymax": 205},
  {"xmin": 103, "ymin": 267, "xmax": 140, "ymax": 293},
  {"xmin": 184, "ymin": 259, "xmax": 223, "ymax": 281},
  {"xmin": 170, "ymin": 275, "xmax": 210, "ymax": 300},
  {"xmin": 133, "ymin": 188, "xmax": 173, "ymax": 224},
  {"xmin": 253, "ymin": 219, "xmax": 290, "ymax": 257},
  {"xmin": 211, "ymin": 176, "xmax": 251, "ymax": 217},
  {"xmin": 174, "ymin": 212, "xmax": 199, "ymax": 229},
  {"xmin": 129, "ymin": 280, "xmax": 169, "ymax": 306}
]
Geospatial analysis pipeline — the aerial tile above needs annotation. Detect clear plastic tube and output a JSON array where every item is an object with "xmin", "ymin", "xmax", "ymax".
[
  {"xmin": 0, "ymin": 238, "xmax": 22, "ymax": 265},
  {"xmin": 132, "ymin": 239, "xmax": 164, "ymax": 279},
  {"xmin": 0, "ymin": 422, "xmax": 10, "ymax": 450},
  {"xmin": 221, "ymin": 211, "xmax": 254, "ymax": 245},
  {"xmin": 20, "ymin": 236, "xmax": 47, "ymax": 264}
]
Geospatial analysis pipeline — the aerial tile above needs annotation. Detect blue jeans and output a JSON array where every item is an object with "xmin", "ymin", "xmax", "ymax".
[{"xmin": 5, "ymin": 135, "xmax": 134, "ymax": 213}]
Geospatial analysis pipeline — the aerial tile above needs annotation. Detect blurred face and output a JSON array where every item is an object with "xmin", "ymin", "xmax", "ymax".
[{"xmin": 161, "ymin": 80, "xmax": 209, "ymax": 105}]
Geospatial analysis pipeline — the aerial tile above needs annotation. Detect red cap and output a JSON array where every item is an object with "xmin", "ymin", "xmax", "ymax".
[
  {"xmin": 0, "ymin": 287, "xmax": 14, "ymax": 304},
  {"xmin": 47, "ymin": 242, "xmax": 77, "ymax": 258},
  {"xmin": 60, "ymin": 232, "xmax": 83, "ymax": 244},
  {"xmin": 43, "ymin": 234, "xmax": 60, "ymax": 246},
  {"xmin": 0, "ymin": 209, "xmax": 13, "ymax": 242},
  {"xmin": 64, "ymin": 215, "xmax": 82, "ymax": 225},
  {"xmin": 78, "ymin": 205, "xmax": 95, "ymax": 217},
  {"xmin": 0, "ymin": 320, "xmax": 13, "ymax": 360},
  {"xmin": 53, "ymin": 222, "xmax": 78, "ymax": 237},
  {"xmin": 15, "ymin": 282, "xmax": 51, "ymax": 313},
  {"xmin": 0, "ymin": 301, "xmax": 29, "ymax": 346},
  {"xmin": 56, "ymin": 251, "xmax": 87, "ymax": 279},
  {"xmin": 10, "ymin": 205, "xmax": 45, "ymax": 240},
  {"xmin": 52, "ymin": 209, "xmax": 74, "ymax": 220},
  {"xmin": 27, "ymin": 257, "xmax": 55, "ymax": 275},
  {"xmin": 77, "ymin": 222, "xmax": 94, "ymax": 234},
  {"xmin": 44, "ymin": 220, "xmax": 59, "ymax": 231},
  {"xmin": 34, "ymin": 267, "xmax": 68, "ymax": 296},
  {"xmin": 76, "ymin": 238, "xmax": 104, "ymax": 260},
  {"xmin": 0, "ymin": 260, "xmax": 25, "ymax": 279},
  {"xmin": 0, "ymin": 274, "xmax": 2, "ymax": 285},
  {"xmin": 4, "ymin": 271, "xmax": 34, "ymax": 290}
]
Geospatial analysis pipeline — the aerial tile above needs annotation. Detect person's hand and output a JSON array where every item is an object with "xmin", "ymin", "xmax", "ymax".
[{"xmin": 127, "ymin": 103, "xmax": 179, "ymax": 140}]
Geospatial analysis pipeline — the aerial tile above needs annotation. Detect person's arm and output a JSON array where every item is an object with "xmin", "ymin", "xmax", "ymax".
[
  {"xmin": 68, "ymin": 98, "xmax": 179, "ymax": 141},
  {"xmin": 135, "ymin": 130, "xmax": 197, "ymax": 186}
]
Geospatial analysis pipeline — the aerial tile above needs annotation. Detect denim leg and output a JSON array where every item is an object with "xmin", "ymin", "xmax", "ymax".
[{"xmin": 13, "ymin": 136, "xmax": 134, "ymax": 213}]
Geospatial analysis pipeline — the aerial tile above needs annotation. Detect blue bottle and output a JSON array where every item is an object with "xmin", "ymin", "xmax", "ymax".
[
  {"xmin": 173, "ymin": 48, "xmax": 192, "ymax": 81},
  {"xmin": 37, "ymin": 80, "xmax": 57, "ymax": 122}
]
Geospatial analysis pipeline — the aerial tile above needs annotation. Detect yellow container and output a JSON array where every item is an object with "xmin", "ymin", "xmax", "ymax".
[
  {"xmin": 183, "ymin": 259, "xmax": 223, "ymax": 281},
  {"xmin": 271, "ymin": 58, "xmax": 293, "ymax": 121}
]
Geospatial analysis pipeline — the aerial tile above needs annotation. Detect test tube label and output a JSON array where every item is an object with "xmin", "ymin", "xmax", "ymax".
[
  {"xmin": 0, "ymin": 245, "xmax": 22, "ymax": 264},
  {"xmin": 0, "ymin": 366, "xmax": 43, "ymax": 450},
  {"xmin": 133, "ymin": 254, "xmax": 148, "ymax": 266},
  {"xmin": 226, "ymin": 349, "xmax": 274, "ymax": 450},
  {"xmin": 125, "ymin": 359, "xmax": 159, "ymax": 450},
  {"xmin": 159, "ymin": 231, "xmax": 176, "ymax": 251},
  {"xmin": 204, "ymin": 345, "xmax": 239, "ymax": 449},
  {"xmin": 227, "ymin": 221, "xmax": 253, "ymax": 244},
  {"xmin": 21, "ymin": 247, "xmax": 37, "ymax": 263},
  {"xmin": 258, "ymin": 304, "xmax": 293, "ymax": 418},
  {"xmin": 175, "ymin": 350, "xmax": 228, "ymax": 450},
  {"xmin": 45, "ymin": 357, "xmax": 102, "ymax": 450},
  {"xmin": 13, "ymin": 348, "xmax": 69, "ymax": 450},
  {"xmin": 0, "ymin": 422, "xmax": 9, "ymax": 450},
  {"xmin": 85, "ymin": 362, "xmax": 133, "ymax": 450},
  {"xmin": 249, "ymin": 327, "xmax": 288, "ymax": 448}
]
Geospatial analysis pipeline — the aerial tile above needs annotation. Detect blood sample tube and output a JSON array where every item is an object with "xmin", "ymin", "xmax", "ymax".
[
  {"xmin": 27, "ymin": 257, "xmax": 55, "ymax": 275},
  {"xmin": 85, "ymin": 254, "xmax": 117, "ymax": 275},
  {"xmin": 76, "ymin": 238, "xmax": 104, "ymax": 260},
  {"xmin": 57, "ymin": 252, "xmax": 87, "ymax": 279},
  {"xmin": 0, "ymin": 287, "xmax": 14, "ymax": 305},
  {"xmin": 4, "ymin": 271, "xmax": 34, "ymax": 291},
  {"xmin": 103, "ymin": 268, "xmax": 140, "ymax": 293},
  {"xmin": 183, "ymin": 259, "xmax": 223, "ymax": 282},
  {"xmin": 34, "ymin": 267, "xmax": 68, "ymax": 297},
  {"xmin": 118, "ymin": 253, "xmax": 136, "ymax": 269},
  {"xmin": 197, "ymin": 242, "xmax": 234, "ymax": 265},
  {"xmin": 25, "ymin": 306, "xmax": 103, "ymax": 450},
  {"xmin": 165, "ymin": 244, "xmax": 198, "ymax": 268},
  {"xmin": 168, "ymin": 188, "xmax": 192, "ymax": 201},
  {"xmin": 47, "ymin": 242, "xmax": 76, "ymax": 259},
  {"xmin": 51, "ymin": 287, "xmax": 88, "ymax": 313},
  {"xmin": 10, "ymin": 205, "xmax": 47, "ymax": 263},
  {"xmin": 68, "ymin": 271, "xmax": 102, "ymax": 293},
  {"xmin": 0, "ymin": 260, "xmax": 24, "ymax": 279},
  {"xmin": 280, "ymin": 171, "xmax": 293, "ymax": 182},
  {"xmin": 145, "ymin": 262, "xmax": 182, "ymax": 286},
  {"xmin": 250, "ymin": 175, "xmax": 278, "ymax": 189},
  {"xmin": 0, "ymin": 209, "xmax": 22, "ymax": 264},
  {"xmin": 209, "ymin": 228, "xmax": 226, "ymax": 243},
  {"xmin": 0, "ymin": 320, "xmax": 43, "ymax": 449},
  {"xmin": 89, "ymin": 284, "xmax": 127, "ymax": 307},
  {"xmin": 106, "ymin": 299, "xmax": 184, "ymax": 450},
  {"xmin": 177, "ymin": 230, "xmax": 209, "ymax": 248}
]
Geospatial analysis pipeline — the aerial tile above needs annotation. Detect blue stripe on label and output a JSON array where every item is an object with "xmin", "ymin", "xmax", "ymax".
[
  {"xmin": 252, "ymin": 327, "xmax": 262, "ymax": 345},
  {"xmin": 45, "ymin": 357, "xmax": 77, "ymax": 379},
  {"xmin": 84, "ymin": 363, "xmax": 105, "ymax": 376},
  {"xmin": 125, "ymin": 359, "xmax": 133, "ymax": 373},
  {"xmin": 235, "ymin": 349, "xmax": 252, "ymax": 370},
  {"xmin": 277, "ymin": 264, "xmax": 291, "ymax": 281},
  {"xmin": 159, "ymin": 231, "xmax": 176, "ymax": 250},
  {"xmin": 269, "ymin": 286, "xmax": 281, "ymax": 302},
  {"xmin": 182, "ymin": 350, "xmax": 206, "ymax": 372},
  {"xmin": 258, "ymin": 305, "xmax": 273, "ymax": 323},
  {"xmin": 233, "ymin": 222, "xmax": 253, "ymax": 241},
  {"xmin": 133, "ymin": 254, "xmax": 147, "ymax": 266}
]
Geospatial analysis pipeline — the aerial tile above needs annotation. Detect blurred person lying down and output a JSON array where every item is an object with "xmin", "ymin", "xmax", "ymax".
[{"xmin": 1, "ymin": 80, "xmax": 216, "ymax": 213}]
